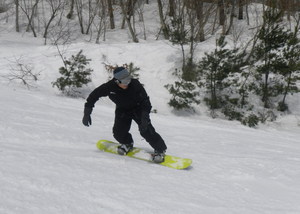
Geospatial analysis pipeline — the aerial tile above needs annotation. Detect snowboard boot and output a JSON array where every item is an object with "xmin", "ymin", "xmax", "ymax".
[
  {"xmin": 117, "ymin": 143, "xmax": 133, "ymax": 155},
  {"xmin": 152, "ymin": 150, "xmax": 166, "ymax": 163}
]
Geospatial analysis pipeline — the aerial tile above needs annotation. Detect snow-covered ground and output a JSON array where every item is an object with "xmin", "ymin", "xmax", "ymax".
[{"xmin": 0, "ymin": 31, "xmax": 300, "ymax": 214}]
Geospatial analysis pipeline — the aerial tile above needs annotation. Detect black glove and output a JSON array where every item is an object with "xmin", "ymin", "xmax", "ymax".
[
  {"xmin": 139, "ymin": 111, "xmax": 150, "ymax": 132},
  {"xmin": 82, "ymin": 106, "xmax": 93, "ymax": 127}
]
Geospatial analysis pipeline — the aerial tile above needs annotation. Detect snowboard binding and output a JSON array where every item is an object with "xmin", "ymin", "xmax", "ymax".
[{"xmin": 117, "ymin": 143, "xmax": 133, "ymax": 155}]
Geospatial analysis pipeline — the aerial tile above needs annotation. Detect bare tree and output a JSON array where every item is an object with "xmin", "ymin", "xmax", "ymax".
[
  {"xmin": 73, "ymin": 0, "xmax": 98, "ymax": 34},
  {"xmin": 43, "ymin": 0, "xmax": 66, "ymax": 43},
  {"xmin": 96, "ymin": 0, "xmax": 109, "ymax": 43},
  {"xmin": 193, "ymin": 0, "xmax": 205, "ymax": 41},
  {"xmin": 67, "ymin": 0, "xmax": 75, "ymax": 19},
  {"xmin": 120, "ymin": 0, "xmax": 137, "ymax": 29},
  {"xmin": 49, "ymin": 20, "xmax": 76, "ymax": 45},
  {"xmin": 75, "ymin": 0, "xmax": 85, "ymax": 34},
  {"xmin": 184, "ymin": 0, "xmax": 216, "ymax": 42},
  {"xmin": 85, "ymin": 0, "xmax": 100, "ymax": 34},
  {"xmin": 136, "ymin": 0, "xmax": 146, "ymax": 40},
  {"xmin": 264, "ymin": 0, "xmax": 300, "ymax": 14},
  {"xmin": 19, "ymin": 0, "xmax": 40, "ymax": 37},
  {"xmin": 3, "ymin": 56, "xmax": 41, "ymax": 89},
  {"xmin": 120, "ymin": 0, "xmax": 139, "ymax": 42},
  {"xmin": 225, "ymin": 0, "xmax": 236, "ymax": 35},
  {"xmin": 185, "ymin": 0, "xmax": 214, "ymax": 60},
  {"xmin": 186, "ymin": 3, "xmax": 198, "ymax": 63}
]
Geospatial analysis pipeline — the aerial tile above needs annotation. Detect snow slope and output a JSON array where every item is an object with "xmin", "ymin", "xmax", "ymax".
[
  {"xmin": 1, "ymin": 24, "xmax": 300, "ymax": 214},
  {"xmin": 1, "ymin": 78, "xmax": 300, "ymax": 214}
]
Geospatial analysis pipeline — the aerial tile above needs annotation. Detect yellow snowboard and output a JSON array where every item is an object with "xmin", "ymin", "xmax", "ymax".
[{"xmin": 96, "ymin": 140, "xmax": 192, "ymax": 170}]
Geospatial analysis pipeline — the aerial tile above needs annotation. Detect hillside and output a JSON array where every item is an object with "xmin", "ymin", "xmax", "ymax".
[{"xmin": 0, "ymin": 32, "xmax": 300, "ymax": 213}]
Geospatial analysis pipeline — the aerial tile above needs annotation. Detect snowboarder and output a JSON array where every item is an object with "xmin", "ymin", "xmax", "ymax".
[{"xmin": 82, "ymin": 67, "xmax": 167, "ymax": 163}]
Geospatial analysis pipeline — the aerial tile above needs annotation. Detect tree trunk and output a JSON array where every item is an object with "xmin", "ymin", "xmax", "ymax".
[
  {"xmin": 75, "ymin": 0, "xmax": 85, "ymax": 34},
  {"xmin": 107, "ymin": 0, "xmax": 115, "ymax": 29},
  {"xmin": 85, "ymin": 0, "xmax": 97, "ymax": 34},
  {"xmin": 43, "ymin": 14, "xmax": 55, "ymax": 39},
  {"xmin": 226, "ymin": 0, "xmax": 236, "ymax": 35},
  {"xmin": 218, "ymin": 0, "xmax": 225, "ymax": 26},
  {"xmin": 238, "ymin": 0, "xmax": 244, "ymax": 20},
  {"xmin": 281, "ymin": 72, "xmax": 292, "ymax": 109},
  {"xmin": 157, "ymin": 0, "xmax": 169, "ymax": 39},
  {"xmin": 169, "ymin": 0, "xmax": 175, "ymax": 17},
  {"xmin": 120, "ymin": 0, "xmax": 138, "ymax": 42},
  {"xmin": 67, "ymin": 0, "xmax": 75, "ymax": 19},
  {"xmin": 24, "ymin": 0, "xmax": 40, "ymax": 37},
  {"xmin": 195, "ymin": 0, "xmax": 205, "ymax": 41},
  {"xmin": 15, "ymin": 0, "xmax": 20, "ymax": 32},
  {"xmin": 121, "ymin": 0, "xmax": 136, "ymax": 29}
]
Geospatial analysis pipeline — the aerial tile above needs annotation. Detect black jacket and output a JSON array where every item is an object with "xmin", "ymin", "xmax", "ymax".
[{"xmin": 85, "ymin": 79, "xmax": 152, "ymax": 113}]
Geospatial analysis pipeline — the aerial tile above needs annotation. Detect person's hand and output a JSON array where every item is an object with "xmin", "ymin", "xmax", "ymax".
[
  {"xmin": 82, "ymin": 114, "xmax": 92, "ymax": 126},
  {"xmin": 82, "ymin": 107, "xmax": 93, "ymax": 127}
]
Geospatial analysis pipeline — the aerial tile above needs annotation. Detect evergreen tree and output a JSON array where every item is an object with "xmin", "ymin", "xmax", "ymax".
[
  {"xmin": 253, "ymin": 9, "xmax": 290, "ymax": 108},
  {"xmin": 169, "ymin": 17, "xmax": 189, "ymax": 69},
  {"xmin": 165, "ymin": 68, "xmax": 200, "ymax": 111},
  {"xmin": 52, "ymin": 50, "xmax": 93, "ymax": 96},
  {"xmin": 277, "ymin": 30, "xmax": 300, "ymax": 111},
  {"xmin": 197, "ymin": 36, "xmax": 243, "ymax": 110}
]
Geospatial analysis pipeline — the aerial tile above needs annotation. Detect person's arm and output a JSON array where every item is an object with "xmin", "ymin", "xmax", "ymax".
[
  {"xmin": 82, "ymin": 82, "xmax": 110, "ymax": 126},
  {"xmin": 136, "ymin": 81, "xmax": 152, "ymax": 113},
  {"xmin": 85, "ymin": 82, "xmax": 110, "ymax": 108}
]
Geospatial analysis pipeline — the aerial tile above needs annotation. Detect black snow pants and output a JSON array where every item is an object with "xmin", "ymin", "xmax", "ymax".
[{"xmin": 113, "ymin": 108, "xmax": 167, "ymax": 153}]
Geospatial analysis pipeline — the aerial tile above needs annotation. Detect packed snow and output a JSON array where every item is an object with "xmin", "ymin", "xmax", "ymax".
[{"xmin": 1, "ymin": 6, "xmax": 300, "ymax": 214}]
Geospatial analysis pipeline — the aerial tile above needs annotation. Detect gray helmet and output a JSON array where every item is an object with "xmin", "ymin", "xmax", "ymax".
[{"xmin": 113, "ymin": 67, "xmax": 132, "ymax": 85}]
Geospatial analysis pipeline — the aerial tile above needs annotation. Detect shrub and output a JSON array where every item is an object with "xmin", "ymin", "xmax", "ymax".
[
  {"xmin": 242, "ymin": 114, "xmax": 260, "ymax": 127},
  {"xmin": 165, "ymin": 68, "xmax": 200, "ymax": 111},
  {"xmin": 52, "ymin": 50, "xmax": 93, "ymax": 96}
]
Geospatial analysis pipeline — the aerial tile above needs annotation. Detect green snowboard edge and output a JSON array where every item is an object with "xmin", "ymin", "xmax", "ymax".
[{"xmin": 96, "ymin": 140, "xmax": 192, "ymax": 170}]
